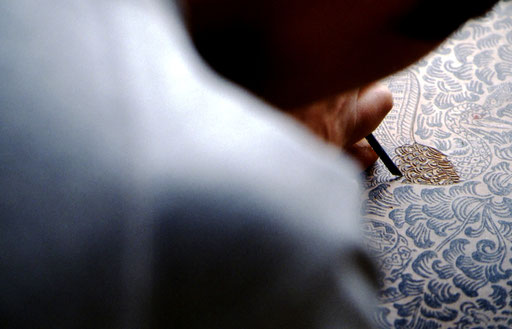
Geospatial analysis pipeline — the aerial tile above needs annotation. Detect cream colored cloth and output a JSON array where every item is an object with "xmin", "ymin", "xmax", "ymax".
[{"xmin": 363, "ymin": 1, "xmax": 512, "ymax": 327}]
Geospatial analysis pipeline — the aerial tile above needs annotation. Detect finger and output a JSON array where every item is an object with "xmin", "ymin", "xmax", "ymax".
[
  {"xmin": 343, "ymin": 139, "xmax": 379, "ymax": 170},
  {"xmin": 345, "ymin": 83, "xmax": 393, "ymax": 145},
  {"xmin": 290, "ymin": 89, "xmax": 359, "ymax": 147}
]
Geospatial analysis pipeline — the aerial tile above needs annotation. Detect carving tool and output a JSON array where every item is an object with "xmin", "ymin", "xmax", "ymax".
[{"xmin": 365, "ymin": 133, "xmax": 402, "ymax": 176}]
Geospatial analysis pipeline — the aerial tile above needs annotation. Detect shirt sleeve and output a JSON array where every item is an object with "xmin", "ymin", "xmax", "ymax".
[{"xmin": 149, "ymin": 181, "xmax": 378, "ymax": 329}]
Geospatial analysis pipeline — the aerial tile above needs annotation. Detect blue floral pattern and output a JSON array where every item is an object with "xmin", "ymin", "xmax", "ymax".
[{"xmin": 363, "ymin": 2, "xmax": 512, "ymax": 327}]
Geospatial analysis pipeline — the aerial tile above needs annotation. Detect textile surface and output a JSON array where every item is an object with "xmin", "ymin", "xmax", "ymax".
[{"xmin": 363, "ymin": 1, "xmax": 512, "ymax": 328}]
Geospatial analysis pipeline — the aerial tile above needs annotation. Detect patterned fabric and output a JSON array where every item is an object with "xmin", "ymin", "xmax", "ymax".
[{"xmin": 363, "ymin": 1, "xmax": 512, "ymax": 328}]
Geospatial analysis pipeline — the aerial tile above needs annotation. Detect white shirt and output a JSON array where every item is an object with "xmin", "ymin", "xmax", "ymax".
[{"xmin": 0, "ymin": 1, "xmax": 377, "ymax": 328}]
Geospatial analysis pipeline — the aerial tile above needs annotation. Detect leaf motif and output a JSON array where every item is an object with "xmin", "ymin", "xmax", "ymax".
[
  {"xmin": 498, "ymin": 44, "xmax": 512, "ymax": 62},
  {"xmin": 453, "ymin": 274, "xmax": 486, "ymax": 297},
  {"xmin": 407, "ymin": 222, "xmax": 434, "ymax": 248},
  {"xmin": 420, "ymin": 306, "xmax": 458, "ymax": 321},
  {"xmin": 443, "ymin": 239, "xmax": 469, "ymax": 262},
  {"xmin": 472, "ymin": 239, "xmax": 504, "ymax": 263},
  {"xmin": 362, "ymin": 199, "xmax": 387, "ymax": 217},
  {"xmin": 454, "ymin": 43, "xmax": 477, "ymax": 63},
  {"xmin": 456, "ymin": 256, "xmax": 486, "ymax": 281},
  {"xmin": 474, "ymin": 50, "xmax": 495, "ymax": 67},
  {"xmin": 394, "ymin": 296, "xmax": 423, "ymax": 317},
  {"xmin": 405, "ymin": 204, "xmax": 426, "ymax": 225},
  {"xmin": 389, "ymin": 209, "xmax": 405, "ymax": 228},
  {"xmin": 476, "ymin": 33, "xmax": 502, "ymax": 49},
  {"xmin": 444, "ymin": 61, "xmax": 473, "ymax": 80},
  {"xmin": 497, "ymin": 220, "xmax": 512, "ymax": 239},
  {"xmin": 490, "ymin": 285, "xmax": 508, "ymax": 309},
  {"xmin": 494, "ymin": 16, "xmax": 512, "ymax": 29},
  {"xmin": 374, "ymin": 308, "xmax": 393, "ymax": 329},
  {"xmin": 398, "ymin": 274, "xmax": 425, "ymax": 297},
  {"xmin": 412, "ymin": 251, "xmax": 438, "ymax": 278},
  {"xmin": 496, "ymin": 62, "xmax": 512, "ymax": 81},
  {"xmin": 448, "ymin": 181, "xmax": 480, "ymax": 197},
  {"xmin": 422, "ymin": 188, "xmax": 451, "ymax": 203},
  {"xmin": 484, "ymin": 264, "xmax": 512, "ymax": 283},
  {"xmin": 394, "ymin": 186, "xmax": 422, "ymax": 204},
  {"xmin": 424, "ymin": 280, "xmax": 460, "ymax": 308},
  {"xmin": 484, "ymin": 162, "xmax": 512, "ymax": 195},
  {"xmin": 369, "ymin": 184, "xmax": 400, "ymax": 208},
  {"xmin": 427, "ymin": 217, "xmax": 456, "ymax": 236},
  {"xmin": 494, "ymin": 144, "xmax": 512, "ymax": 160},
  {"xmin": 452, "ymin": 196, "xmax": 489, "ymax": 223},
  {"xmin": 423, "ymin": 202, "xmax": 454, "ymax": 220},
  {"xmin": 432, "ymin": 260, "xmax": 456, "ymax": 279},
  {"xmin": 464, "ymin": 219, "xmax": 487, "ymax": 238},
  {"xmin": 476, "ymin": 299, "xmax": 497, "ymax": 313},
  {"xmin": 378, "ymin": 287, "xmax": 403, "ymax": 302},
  {"xmin": 476, "ymin": 67, "xmax": 495, "ymax": 85}
]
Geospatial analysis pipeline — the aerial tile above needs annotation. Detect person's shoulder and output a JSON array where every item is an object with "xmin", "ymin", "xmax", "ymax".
[
  {"xmin": 148, "ymin": 90, "xmax": 377, "ymax": 328},
  {"xmin": 151, "ymin": 70, "xmax": 363, "ymax": 239}
]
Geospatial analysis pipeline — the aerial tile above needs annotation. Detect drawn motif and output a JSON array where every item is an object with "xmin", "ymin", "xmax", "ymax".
[
  {"xmin": 395, "ymin": 143, "xmax": 460, "ymax": 185},
  {"xmin": 373, "ymin": 71, "xmax": 461, "ymax": 186},
  {"xmin": 361, "ymin": 2, "xmax": 512, "ymax": 328}
]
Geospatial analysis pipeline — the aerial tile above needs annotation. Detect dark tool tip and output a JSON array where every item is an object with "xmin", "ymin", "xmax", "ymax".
[{"xmin": 365, "ymin": 134, "xmax": 403, "ymax": 176}]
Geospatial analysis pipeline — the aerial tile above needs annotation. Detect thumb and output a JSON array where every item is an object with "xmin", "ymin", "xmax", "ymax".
[{"xmin": 346, "ymin": 83, "xmax": 394, "ymax": 146}]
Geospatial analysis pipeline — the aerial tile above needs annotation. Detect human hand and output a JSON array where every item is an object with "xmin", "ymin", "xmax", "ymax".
[{"xmin": 290, "ymin": 83, "xmax": 393, "ymax": 169}]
